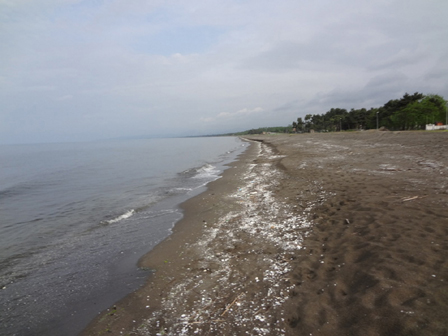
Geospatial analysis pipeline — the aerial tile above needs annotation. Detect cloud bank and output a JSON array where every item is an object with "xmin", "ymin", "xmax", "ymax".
[{"xmin": 1, "ymin": 0, "xmax": 447, "ymax": 143}]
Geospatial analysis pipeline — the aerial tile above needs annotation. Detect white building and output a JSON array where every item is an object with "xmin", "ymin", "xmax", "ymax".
[{"xmin": 426, "ymin": 124, "xmax": 447, "ymax": 130}]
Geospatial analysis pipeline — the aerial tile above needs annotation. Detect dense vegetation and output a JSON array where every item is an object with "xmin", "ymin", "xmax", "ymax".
[
  {"xmin": 220, "ymin": 93, "xmax": 446, "ymax": 136},
  {"xmin": 292, "ymin": 93, "xmax": 447, "ymax": 132}
]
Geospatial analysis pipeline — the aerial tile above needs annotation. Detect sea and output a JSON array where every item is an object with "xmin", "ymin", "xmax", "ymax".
[{"xmin": 0, "ymin": 136, "xmax": 247, "ymax": 336}]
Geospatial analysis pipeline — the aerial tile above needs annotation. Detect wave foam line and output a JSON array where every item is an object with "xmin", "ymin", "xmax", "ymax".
[
  {"xmin": 107, "ymin": 209, "xmax": 135, "ymax": 224},
  {"xmin": 193, "ymin": 164, "xmax": 219, "ymax": 179}
]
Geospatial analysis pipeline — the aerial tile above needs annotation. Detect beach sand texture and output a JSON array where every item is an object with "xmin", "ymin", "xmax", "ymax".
[{"xmin": 82, "ymin": 131, "xmax": 448, "ymax": 336}]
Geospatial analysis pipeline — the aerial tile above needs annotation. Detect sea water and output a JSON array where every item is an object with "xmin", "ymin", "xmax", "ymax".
[{"xmin": 0, "ymin": 137, "xmax": 247, "ymax": 336}]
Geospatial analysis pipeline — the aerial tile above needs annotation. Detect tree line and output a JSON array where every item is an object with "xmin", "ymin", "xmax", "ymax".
[
  {"xmin": 225, "ymin": 126, "xmax": 290, "ymax": 135},
  {"xmin": 292, "ymin": 93, "xmax": 447, "ymax": 132}
]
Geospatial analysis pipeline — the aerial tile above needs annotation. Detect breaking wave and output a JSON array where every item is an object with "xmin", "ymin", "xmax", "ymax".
[
  {"xmin": 106, "ymin": 209, "xmax": 135, "ymax": 224},
  {"xmin": 193, "ymin": 164, "xmax": 220, "ymax": 179}
]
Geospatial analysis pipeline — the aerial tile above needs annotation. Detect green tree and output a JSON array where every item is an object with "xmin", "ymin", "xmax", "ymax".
[
  {"xmin": 297, "ymin": 117, "xmax": 304, "ymax": 132},
  {"xmin": 390, "ymin": 94, "xmax": 446, "ymax": 129},
  {"xmin": 382, "ymin": 92, "xmax": 425, "ymax": 130},
  {"xmin": 422, "ymin": 94, "xmax": 447, "ymax": 125},
  {"xmin": 304, "ymin": 114, "xmax": 313, "ymax": 131},
  {"xmin": 292, "ymin": 121, "xmax": 298, "ymax": 132},
  {"xmin": 289, "ymin": 92, "xmax": 445, "ymax": 133}
]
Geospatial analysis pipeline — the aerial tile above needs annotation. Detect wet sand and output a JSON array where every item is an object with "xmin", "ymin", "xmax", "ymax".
[{"xmin": 82, "ymin": 131, "xmax": 448, "ymax": 336}]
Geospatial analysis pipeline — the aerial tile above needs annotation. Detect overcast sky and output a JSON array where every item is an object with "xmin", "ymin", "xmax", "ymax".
[{"xmin": 1, "ymin": 0, "xmax": 447, "ymax": 143}]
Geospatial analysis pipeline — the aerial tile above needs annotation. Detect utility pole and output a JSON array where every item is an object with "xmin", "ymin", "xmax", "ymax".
[
  {"xmin": 446, "ymin": 100, "xmax": 448, "ymax": 130},
  {"xmin": 376, "ymin": 111, "xmax": 379, "ymax": 130},
  {"xmin": 340, "ymin": 118, "xmax": 342, "ymax": 132}
]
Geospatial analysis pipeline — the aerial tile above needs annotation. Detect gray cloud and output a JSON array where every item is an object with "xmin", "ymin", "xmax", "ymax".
[{"xmin": 1, "ymin": 0, "xmax": 447, "ymax": 143}]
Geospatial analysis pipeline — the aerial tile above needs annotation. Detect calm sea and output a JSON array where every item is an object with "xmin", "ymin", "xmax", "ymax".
[{"xmin": 0, "ymin": 137, "xmax": 247, "ymax": 336}]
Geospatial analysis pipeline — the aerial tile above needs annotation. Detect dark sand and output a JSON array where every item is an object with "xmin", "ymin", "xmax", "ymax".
[{"xmin": 82, "ymin": 131, "xmax": 448, "ymax": 336}]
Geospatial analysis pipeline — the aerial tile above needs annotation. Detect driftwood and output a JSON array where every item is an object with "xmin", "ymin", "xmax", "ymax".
[
  {"xmin": 402, "ymin": 195, "xmax": 427, "ymax": 202},
  {"xmin": 188, "ymin": 319, "xmax": 226, "ymax": 325},
  {"xmin": 221, "ymin": 293, "xmax": 244, "ymax": 316},
  {"xmin": 388, "ymin": 195, "xmax": 428, "ymax": 202}
]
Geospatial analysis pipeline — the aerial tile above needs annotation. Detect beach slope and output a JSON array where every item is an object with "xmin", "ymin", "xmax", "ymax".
[{"xmin": 82, "ymin": 131, "xmax": 448, "ymax": 336}]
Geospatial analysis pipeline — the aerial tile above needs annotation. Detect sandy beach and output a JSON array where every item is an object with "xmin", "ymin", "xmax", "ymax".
[{"xmin": 82, "ymin": 131, "xmax": 448, "ymax": 336}]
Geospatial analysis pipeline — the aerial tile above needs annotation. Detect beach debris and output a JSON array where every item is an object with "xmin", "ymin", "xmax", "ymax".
[
  {"xmin": 379, "ymin": 164, "xmax": 400, "ymax": 172},
  {"xmin": 401, "ymin": 195, "xmax": 427, "ymax": 202},
  {"xmin": 388, "ymin": 195, "xmax": 428, "ymax": 202},
  {"xmin": 345, "ymin": 219, "xmax": 350, "ymax": 224},
  {"xmin": 402, "ymin": 196, "xmax": 419, "ymax": 202},
  {"xmin": 221, "ymin": 293, "xmax": 244, "ymax": 316},
  {"xmin": 138, "ymin": 141, "xmax": 318, "ymax": 336}
]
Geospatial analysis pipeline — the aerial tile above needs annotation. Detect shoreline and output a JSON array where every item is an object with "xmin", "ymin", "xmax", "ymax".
[
  {"xmin": 82, "ymin": 131, "xmax": 448, "ymax": 336},
  {"xmin": 81, "ymin": 138, "xmax": 262, "ymax": 335}
]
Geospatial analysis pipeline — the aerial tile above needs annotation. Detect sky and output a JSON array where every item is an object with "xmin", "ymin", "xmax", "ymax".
[{"xmin": 1, "ymin": 0, "xmax": 448, "ymax": 144}]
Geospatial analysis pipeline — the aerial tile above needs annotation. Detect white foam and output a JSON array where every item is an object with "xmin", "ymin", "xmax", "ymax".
[
  {"xmin": 193, "ymin": 164, "xmax": 219, "ymax": 179},
  {"xmin": 171, "ymin": 187, "xmax": 193, "ymax": 192},
  {"xmin": 107, "ymin": 209, "xmax": 135, "ymax": 224}
]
